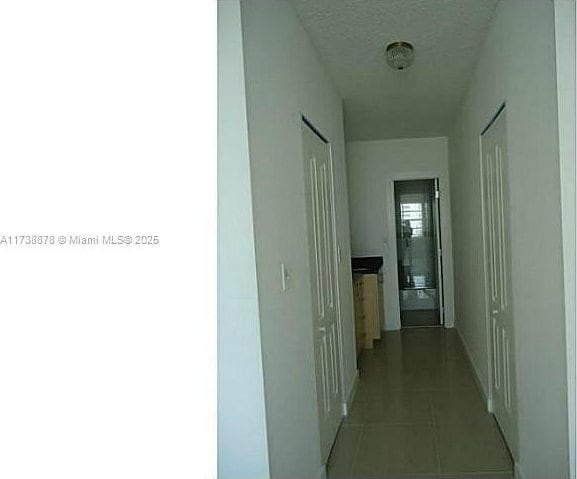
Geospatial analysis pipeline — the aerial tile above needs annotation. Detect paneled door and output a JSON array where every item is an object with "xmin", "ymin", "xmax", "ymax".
[
  {"xmin": 481, "ymin": 107, "xmax": 518, "ymax": 457},
  {"xmin": 301, "ymin": 120, "xmax": 342, "ymax": 463}
]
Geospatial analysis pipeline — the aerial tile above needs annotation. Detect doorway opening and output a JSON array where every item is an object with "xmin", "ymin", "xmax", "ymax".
[{"xmin": 394, "ymin": 178, "xmax": 444, "ymax": 328}]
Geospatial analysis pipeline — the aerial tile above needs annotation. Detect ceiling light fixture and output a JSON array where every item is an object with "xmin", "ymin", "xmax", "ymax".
[{"xmin": 385, "ymin": 41, "xmax": 414, "ymax": 70}]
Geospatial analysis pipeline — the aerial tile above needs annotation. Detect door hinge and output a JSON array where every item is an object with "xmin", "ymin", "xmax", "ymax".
[{"xmin": 435, "ymin": 190, "xmax": 440, "ymax": 199}]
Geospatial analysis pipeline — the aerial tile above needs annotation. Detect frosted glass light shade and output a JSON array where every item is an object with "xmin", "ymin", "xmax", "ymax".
[{"xmin": 386, "ymin": 41, "xmax": 414, "ymax": 70}]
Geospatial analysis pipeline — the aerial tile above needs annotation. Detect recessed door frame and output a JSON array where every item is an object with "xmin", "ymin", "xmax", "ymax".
[{"xmin": 384, "ymin": 171, "xmax": 455, "ymax": 330}]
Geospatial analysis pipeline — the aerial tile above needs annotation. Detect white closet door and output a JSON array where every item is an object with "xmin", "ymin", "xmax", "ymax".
[
  {"xmin": 302, "ymin": 121, "xmax": 342, "ymax": 463},
  {"xmin": 481, "ymin": 107, "xmax": 518, "ymax": 457}
]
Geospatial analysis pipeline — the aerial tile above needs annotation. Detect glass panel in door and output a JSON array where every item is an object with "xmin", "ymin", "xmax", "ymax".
[{"xmin": 394, "ymin": 179, "xmax": 440, "ymax": 327}]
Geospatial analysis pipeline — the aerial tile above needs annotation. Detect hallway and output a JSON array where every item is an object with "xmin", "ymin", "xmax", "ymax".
[
  {"xmin": 220, "ymin": 0, "xmax": 575, "ymax": 477},
  {"xmin": 327, "ymin": 328, "xmax": 513, "ymax": 478}
]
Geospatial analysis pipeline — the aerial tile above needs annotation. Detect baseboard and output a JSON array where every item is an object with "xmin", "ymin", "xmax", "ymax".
[
  {"xmin": 342, "ymin": 370, "xmax": 359, "ymax": 416},
  {"xmin": 487, "ymin": 397, "xmax": 495, "ymax": 413},
  {"xmin": 455, "ymin": 327, "xmax": 493, "ymax": 412},
  {"xmin": 514, "ymin": 461, "xmax": 525, "ymax": 479}
]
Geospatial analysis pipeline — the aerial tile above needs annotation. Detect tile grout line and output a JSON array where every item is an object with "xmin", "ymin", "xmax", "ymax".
[
  {"xmin": 348, "ymin": 419, "xmax": 364, "ymax": 478},
  {"xmin": 430, "ymin": 389, "xmax": 443, "ymax": 476}
]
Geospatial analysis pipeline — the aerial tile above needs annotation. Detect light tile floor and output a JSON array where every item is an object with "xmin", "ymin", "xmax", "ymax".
[{"xmin": 327, "ymin": 327, "xmax": 513, "ymax": 479}]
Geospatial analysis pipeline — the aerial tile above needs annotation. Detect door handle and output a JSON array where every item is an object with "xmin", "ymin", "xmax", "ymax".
[
  {"xmin": 319, "ymin": 326, "xmax": 326, "ymax": 332},
  {"xmin": 493, "ymin": 309, "xmax": 499, "ymax": 314}
]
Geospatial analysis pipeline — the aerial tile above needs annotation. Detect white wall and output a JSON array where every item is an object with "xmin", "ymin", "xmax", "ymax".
[
  {"xmin": 554, "ymin": 1, "xmax": 576, "ymax": 477},
  {"xmin": 346, "ymin": 137, "xmax": 455, "ymax": 331},
  {"xmin": 448, "ymin": 1, "xmax": 569, "ymax": 477},
  {"xmin": 239, "ymin": 1, "xmax": 357, "ymax": 478},
  {"xmin": 217, "ymin": 1, "xmax": 270, "ymax": 478}
]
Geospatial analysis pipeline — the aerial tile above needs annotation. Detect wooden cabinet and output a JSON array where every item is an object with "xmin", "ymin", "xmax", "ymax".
[
  {"xmin": 353, "ymin": 272, "xmax": 384, "ymax": 354},
  {"xmin": 362, "ymin": 274, "xmax": 380, "ymax": 346},
  {"xmin": 353, "ymin": 276, "xmax": 365, "ymax": 358},
  {"xmin": 378, "ymin": 272, "xmax": 385, "ymax": 332}
]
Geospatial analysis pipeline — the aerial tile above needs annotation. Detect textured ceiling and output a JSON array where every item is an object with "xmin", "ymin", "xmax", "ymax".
[{"xmin": 289, "ymin": 0, "xmax": 500, "ymax": 140}]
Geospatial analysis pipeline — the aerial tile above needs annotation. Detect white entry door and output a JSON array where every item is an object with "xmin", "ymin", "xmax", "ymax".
[
  {"xmin": 302, "ymin": 120, "xmax": 342, "ymax": 462},
  {"xmin": 481, "ymin": 107, "xmax": 518, "ymax": 457}
]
